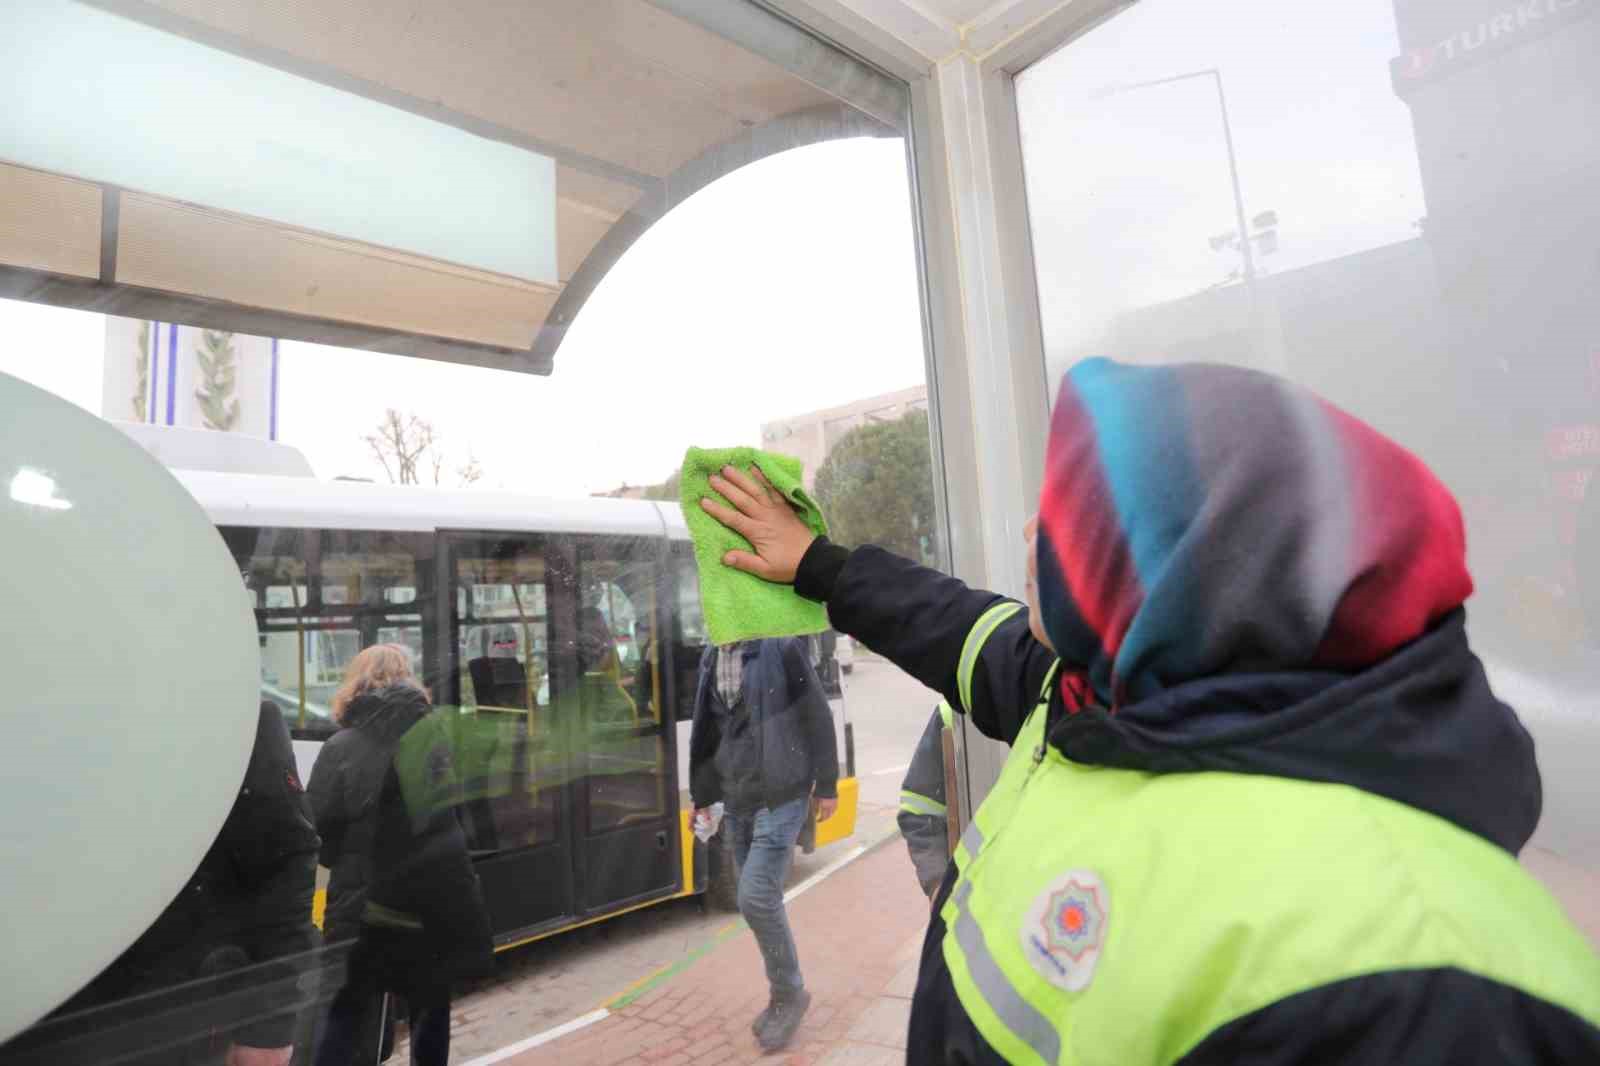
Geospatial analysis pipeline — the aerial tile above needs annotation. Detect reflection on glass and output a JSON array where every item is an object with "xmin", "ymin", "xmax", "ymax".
[
  {"xmin": 582, "ymin": 538, "xmax": 670, "ymax": 835},
  {"xmin": 1018, "ymin": 0, "xmax": 1600, "ymax": 920},
  {"xmin": 450, "ymin": 537, "xmax": 559, "ymax": 855},
  {"xmin": 8, "ymin": 467, "xmax": 71, "ymax": 510},
  {"xmin": 1, "ymin": 0, "xmax": 933, "ymax": 1056}
]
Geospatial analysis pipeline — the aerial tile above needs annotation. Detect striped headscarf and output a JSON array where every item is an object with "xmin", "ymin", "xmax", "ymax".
[{"xmin": 1037, "ymin": 358, "xmax": 1472, "ymax": 708}]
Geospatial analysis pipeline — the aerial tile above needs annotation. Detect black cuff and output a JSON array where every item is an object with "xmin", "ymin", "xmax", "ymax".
[{"xmin": 795, "ymin": 538, "xmax": 849, "ymax": 603}]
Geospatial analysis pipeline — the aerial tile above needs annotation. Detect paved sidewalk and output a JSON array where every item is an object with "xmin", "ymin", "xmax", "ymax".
[{"xmin": 497, "ymin": 834, "xmax": 929, "ymax": 1066}]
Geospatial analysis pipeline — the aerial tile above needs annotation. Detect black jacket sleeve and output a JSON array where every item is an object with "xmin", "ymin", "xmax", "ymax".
[
  {"xmin": 306, "ymin": 731, "xmax": 347, "ymax": 868},
  {"xmin": 688, "ymin": 647, "xmax": 723, "ymax": 809},
  {"xmin": 219, "ymin": 706, "xmax": 321, "ymax": 1049},
  {"xmin": 783, "ymin": 638, "xmax": 839, "ymax": 800},
  {"xmin": 796, "ymin": 540, "xmax": 1059, "ymax": 746},
  {"xmin": 898, "ymin": 709, "xmax": 951, "ymax": 897}
]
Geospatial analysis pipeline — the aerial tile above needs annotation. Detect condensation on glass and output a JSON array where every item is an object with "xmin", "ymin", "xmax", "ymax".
[{"xmin": 1016, "ymin": 0, "xmax": 1599, "ymax": 931}]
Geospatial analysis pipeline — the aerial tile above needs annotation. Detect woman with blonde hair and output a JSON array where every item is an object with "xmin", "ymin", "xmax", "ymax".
[{"xmin": 309, "ymin": 645, "xmax": 490, "ymax": 1066}]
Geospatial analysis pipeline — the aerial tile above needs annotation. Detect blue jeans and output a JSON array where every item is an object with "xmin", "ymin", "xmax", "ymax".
[{"xmin": 724, "ymin": 797, "xmax": 808, "ymax": 995}]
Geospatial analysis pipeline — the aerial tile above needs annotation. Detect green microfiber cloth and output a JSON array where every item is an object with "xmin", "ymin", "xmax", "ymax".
[{"xmin": 679, "ymin": 447, "xmax": 830, "ymax": 646}]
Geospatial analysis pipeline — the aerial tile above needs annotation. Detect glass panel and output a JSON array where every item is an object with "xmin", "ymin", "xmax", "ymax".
[
  {"xmin": 0, "ymin": 0, "xmax": 902, "ymax": 370},
  {"xmin": 1017, "ymin": 0, "xmax": 1599, "ymax": 931},
  {"xmin": 222, "ymin": 527, "xmax": 428, "ymax": 736},
  {"xmin": 448, "ymin": 536, "xmax": 560, "ymax": 854},
  {"xmin": 580, "ymin": 537, "xmax": 669, "ymax": 834},
  {"xmin": 1, "ymin": 2, "xmax": 939, "ymax": 1059}
]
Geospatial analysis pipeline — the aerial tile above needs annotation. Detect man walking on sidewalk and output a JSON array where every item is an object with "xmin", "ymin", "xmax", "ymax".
[{"xmin": 690, "ymin": 638, "xmax": 839, "ymax": 1053}]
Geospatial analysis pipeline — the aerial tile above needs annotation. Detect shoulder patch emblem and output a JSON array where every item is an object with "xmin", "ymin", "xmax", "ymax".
[{"xmin": 1022, "ymin": 869, "xmax": 1108, "ymax": 992}]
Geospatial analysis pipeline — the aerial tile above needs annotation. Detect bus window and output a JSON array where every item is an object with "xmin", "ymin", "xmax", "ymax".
[
  {"xmin": 447, "ymin": 535, "xmax": 561, "ymax": 854},
  {"xmin": 671, "ymin": 543, "xmax": 707, "ymax": 723},
  {"xmin": 321, "ymin": 531, "xmax": 429, "ymax": 680},
  {"xmin": 579, "ymin": 538, "xmax": 670, "ymax": 836},
  {"xmin": 222, "ymin": 527, "xmax": 428, "ymax": 736},
  {"xmin": 225, "ymin": 528, "xmax": 317, "ymax": 728}
]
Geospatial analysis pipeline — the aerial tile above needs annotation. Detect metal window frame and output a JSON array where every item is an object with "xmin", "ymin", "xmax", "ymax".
[{"xmin": 757, "ymin": 0, "xmax": 1135, "ymax": 816}]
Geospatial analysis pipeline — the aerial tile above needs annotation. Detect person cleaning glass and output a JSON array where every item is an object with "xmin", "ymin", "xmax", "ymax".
[{"xmin": 695, "ymin": 358, "xmax": 1600, "ymax": 1065}]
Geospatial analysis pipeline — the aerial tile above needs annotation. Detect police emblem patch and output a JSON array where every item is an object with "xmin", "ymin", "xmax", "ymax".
[{"xmin": 1021, "ymin": 869, "xmax": 1108, "ymax": 992}]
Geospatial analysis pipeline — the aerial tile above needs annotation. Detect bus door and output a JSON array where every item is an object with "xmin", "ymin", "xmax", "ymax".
[
  {"xmin": 439, "ymin": 531, "xmax": 576, "ymax": 941},
  {"xmin": 571, "ymin": 535, "xmax": 680, "ymax": 914}
]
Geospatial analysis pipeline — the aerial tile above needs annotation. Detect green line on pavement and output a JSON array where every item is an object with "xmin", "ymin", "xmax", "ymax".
[
  {"xmin": 603, "ymin": 824, "xmax": 902, "ymax": 1012},
  {"xmin": 606, "ymin": 920, "xmax": 748, "ymax": 1010}
]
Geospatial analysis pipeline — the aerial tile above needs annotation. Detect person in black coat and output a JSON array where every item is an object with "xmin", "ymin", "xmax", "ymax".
[
  {"xmin": 41, "ymin": 703, "xmax": 320, "ymax": 1066},
  {"xmin": 309, "ymin": 645, "xmax": 492, "ymax": 1066}
]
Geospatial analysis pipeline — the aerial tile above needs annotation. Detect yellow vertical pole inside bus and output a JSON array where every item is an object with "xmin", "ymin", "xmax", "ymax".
[
  {"xmin": 509, "ymin": 580, "xmax": 536, "ymax": 730},
  {"xmin": 649, "ymin": 580, "xmax": 660, "ymax": 723},
  {"xmin": 292, "ymin": 578, "xmax": 307, "ymax": 730}
]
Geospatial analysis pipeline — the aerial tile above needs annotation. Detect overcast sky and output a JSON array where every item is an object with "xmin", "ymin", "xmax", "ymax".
[{"xmin": 0, "ymin": 136, "xmax": 926, "ymax": 496}]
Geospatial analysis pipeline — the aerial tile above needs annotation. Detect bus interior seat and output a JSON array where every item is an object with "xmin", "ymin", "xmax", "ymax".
[{"xmin": 469, "ymin": 655, "xmax": 528, "ymax": 710}]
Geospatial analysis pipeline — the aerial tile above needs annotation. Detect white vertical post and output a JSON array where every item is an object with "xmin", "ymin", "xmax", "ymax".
[{"xmin": 909, "ymin": 56, "xmax": 1054, "ymax": 808}]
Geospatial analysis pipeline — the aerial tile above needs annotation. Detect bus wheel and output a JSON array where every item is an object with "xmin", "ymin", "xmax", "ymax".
[{"xmin": 706, "ymin": 829, "xmax": 739, "ymax": 912}]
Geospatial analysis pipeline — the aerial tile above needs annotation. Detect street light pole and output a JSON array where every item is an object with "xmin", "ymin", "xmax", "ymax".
[
  {"xmin": 1091, "ymin": 68, "xmax": 1267, "ymax": 364},
  {"xmin": 1205, "ymin": 70, "xmax": 1256, "ymax": 288},
  {"xmin": 1094, "ymin": 68, "xmax": 1254, "ymax": 285}
]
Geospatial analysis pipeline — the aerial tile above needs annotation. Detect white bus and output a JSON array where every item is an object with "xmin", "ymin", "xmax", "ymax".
[{"xmin": 128, "ymin": 425, "xmax": 860, "ymax": 944}]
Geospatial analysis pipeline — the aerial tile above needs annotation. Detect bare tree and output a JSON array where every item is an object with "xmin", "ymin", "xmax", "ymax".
[{"xmin": 363, "ymin": 409, "xmax": 481, "ymax": 487}]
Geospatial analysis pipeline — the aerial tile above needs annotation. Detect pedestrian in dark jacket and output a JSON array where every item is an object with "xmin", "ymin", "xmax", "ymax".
[
  {"xmin": 309, "ymin": 645, "xmax": 492, "ymax": 1066},
  {"xmin": 689, "ymin": 638, "xmax": 838, "ymax": 1053},
  {"xmin": 697, "ymin": 357, "xmax": 1600, "ymax": 1066},
  {"xmin": 898, "ymin": 703, "xmax": 952, "ymax": 901},
  {"xmin": 50, "ymin": 702, "xmax": 320, "ymax": 1066}
]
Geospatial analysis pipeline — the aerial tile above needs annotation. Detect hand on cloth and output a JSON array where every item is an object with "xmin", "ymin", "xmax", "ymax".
[{"xmin": 700, "ymin": 466, "xmax": 817, "ymax": 584}]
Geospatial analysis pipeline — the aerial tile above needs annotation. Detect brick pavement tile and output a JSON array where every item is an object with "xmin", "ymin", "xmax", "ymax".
[
  {"xmin": 845, "ymin": 998, "xmax": 912, "ymax": 1050},
  {"xmin": 816, "ymin": 1042, "xmax": 905, "ymax": 1066},
  {"xmin": 682, "ymin": 1033, "xmax": 734, "ymax": 1060},
  {"xmin": 507, "ymin": 844, "xmax": 927, "ymax": 1066},
  {"xmin": 643, "ymin": 1035, "xmax": 690, "ymax": 1059},
  {"xmin": 635, "ymin": 987, "xmax": 671, "ymax": 1009},
  {"xmin": 592, "ymin": 1025, "xmax": 659, "ymax": 1060},
  {"xmin": 680, "ymin": 1017, "xmax": 723, "ymax": 1042},
  {"xmin": 642, "ymin": 996, "xmax": 680, "ymax": 1022},
  {"xmin": 884, "ymin": 959, "xmax": 919, "ymax": 999}
]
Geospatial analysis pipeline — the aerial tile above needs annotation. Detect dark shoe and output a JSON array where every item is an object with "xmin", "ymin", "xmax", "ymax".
[
  {"xmin": 758, "ymin": 988, "xmax": 811, "ymax": 1053},
  {"xmin": 751, "ymin": 999, "xmax": 773, "ymax": 1038}
]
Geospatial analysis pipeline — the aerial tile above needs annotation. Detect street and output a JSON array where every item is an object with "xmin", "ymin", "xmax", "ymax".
[{"xmin": 441, "ymin": 654, "xmax": 937, "ymax": 1063}]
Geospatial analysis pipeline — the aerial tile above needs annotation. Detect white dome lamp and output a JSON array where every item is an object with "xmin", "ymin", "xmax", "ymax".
[{"xmin": 0, "ymin": 371, "xmax": 259, "ymax": 1043}]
